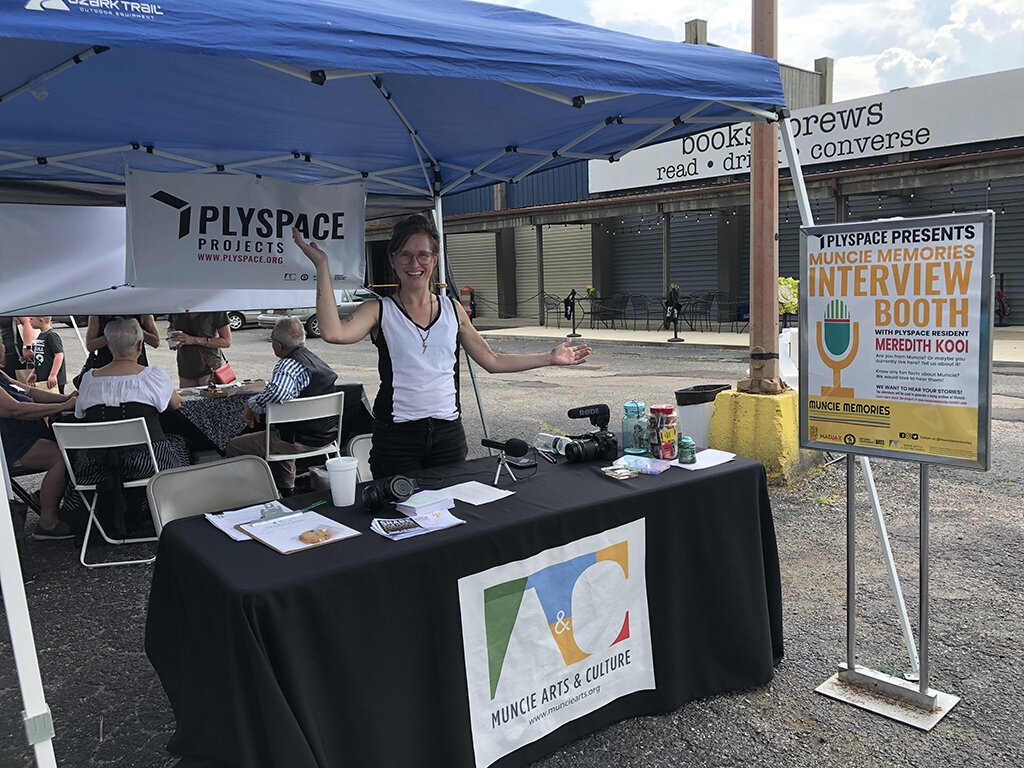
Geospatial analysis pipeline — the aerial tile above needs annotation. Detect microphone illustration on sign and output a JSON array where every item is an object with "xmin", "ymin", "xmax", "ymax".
[{"xmin": 816, "ymin": 299, "xmax": 859, "ymax": 397}]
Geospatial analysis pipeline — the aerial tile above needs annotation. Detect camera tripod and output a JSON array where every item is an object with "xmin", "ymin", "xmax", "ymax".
[{"xmin": 492, "ymin": 450, "xmax": 521, "ymax": 486}]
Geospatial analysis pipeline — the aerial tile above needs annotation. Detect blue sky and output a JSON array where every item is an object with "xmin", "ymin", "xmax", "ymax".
[{"xmin": 482, "ymin": 0, "xmax": 1024, "ymax": 102}]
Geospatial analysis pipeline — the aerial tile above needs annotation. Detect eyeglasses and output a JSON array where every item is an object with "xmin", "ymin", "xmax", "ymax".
[{"xmin": 394, "ymin": 250, "xmax": 436, "ymax": 264}]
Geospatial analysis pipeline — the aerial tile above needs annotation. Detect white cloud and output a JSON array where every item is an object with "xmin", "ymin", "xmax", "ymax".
[{"xmin": 484, "ymin": 0, "xmax": 1024, "ymax": 101}]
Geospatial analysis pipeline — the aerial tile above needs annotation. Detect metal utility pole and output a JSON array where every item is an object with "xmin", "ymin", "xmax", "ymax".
[{"xmin": 738, "ymin": 0, "xmax": 785, "ymax": 394}]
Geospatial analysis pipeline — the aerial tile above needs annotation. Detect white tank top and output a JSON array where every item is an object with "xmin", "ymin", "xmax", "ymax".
[{"xmin": 375, "ymin": 295, "xmax": 461, "ymax": 423}]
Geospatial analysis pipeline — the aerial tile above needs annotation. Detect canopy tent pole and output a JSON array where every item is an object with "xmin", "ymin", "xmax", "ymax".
[
  {"xmin": 782, "ymin": 111, "xmax": 920, "ymax": 675},
  {"xmin": 68, "ymin": 315, "xmax": 87, "ymax": 356},
  {"xmin": 0, "ymin": 437, "xmax": 58, "ymax": 768},
  {"xmin": 432, "ymin": 197, "xmax": 491, "ymax": 444}
]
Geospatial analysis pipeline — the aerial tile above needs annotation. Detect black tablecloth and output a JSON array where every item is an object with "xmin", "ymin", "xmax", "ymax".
[
  {"xmin": 160, "ymin": 380, "xmax": 374, "ymax": 454},
  {"xmin": 145, "ymin": 456, "xmax": 782, "ymax": 768}
]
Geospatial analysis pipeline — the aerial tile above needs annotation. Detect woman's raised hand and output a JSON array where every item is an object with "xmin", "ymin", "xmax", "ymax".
[
  {"xmin": 292, "ymin": 227, "xmax": 329, "ymax": 268},
  {"xmin": 550, "ymin": 339, "xmax": 592, "ymax": 366}
]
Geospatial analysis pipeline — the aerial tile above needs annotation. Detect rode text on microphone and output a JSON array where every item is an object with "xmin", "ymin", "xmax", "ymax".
[{"xmin": 563, "ymin": 404, "xmax": 619, "ymax": 463}]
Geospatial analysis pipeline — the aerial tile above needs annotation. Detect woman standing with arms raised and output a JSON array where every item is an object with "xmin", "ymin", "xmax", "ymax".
[{"xmin": 292, "ymin": 214, "xmax": 590, "ymax": 478}]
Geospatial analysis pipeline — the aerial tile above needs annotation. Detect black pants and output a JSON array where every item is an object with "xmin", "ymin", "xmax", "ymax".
[{"xmin": 370, "ymin": 417, "xmax": 467, "ymax": 479}]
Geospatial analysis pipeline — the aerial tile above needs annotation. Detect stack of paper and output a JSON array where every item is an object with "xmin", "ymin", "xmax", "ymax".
[
  {"xmin": 395, "ymin": 490, "xmax": 455, "ymax": 515},
  {"xmin": 370, "ymin": 509, "xmax": 465, "ymax": 541}
]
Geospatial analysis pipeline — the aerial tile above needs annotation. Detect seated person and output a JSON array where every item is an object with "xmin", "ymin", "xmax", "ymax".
[
  {"xmin": 62, "ymin": 317, "xmax": 189, "ymax": 539},
  {"xmin": 0, "ymin": 336, "xmax": 76, "ymax": 540},
  {"xmin": 73, "ymin": 313, "xmax": 160, "ymax": 388},
  {"xmin": 225, "ymin": 317, "xmax": 338, "ymax": 494}
]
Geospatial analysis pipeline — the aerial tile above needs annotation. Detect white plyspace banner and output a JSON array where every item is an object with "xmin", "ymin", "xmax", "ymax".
[
  {"xmin": 458, "ymin": 519, "xmax": 654, "ymax": 768},
  {"xmin": 126, "ymin": 169, "xmax": 365, "ymax": 290},
  {"xmin": 0, "ymin": 203, "xmax": 345, "ymax": 316}
]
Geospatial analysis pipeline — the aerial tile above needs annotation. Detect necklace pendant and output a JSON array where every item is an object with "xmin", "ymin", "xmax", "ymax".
[{"xmin": 421, "ymin": 339, "xmax": 428, "ymax": 353}]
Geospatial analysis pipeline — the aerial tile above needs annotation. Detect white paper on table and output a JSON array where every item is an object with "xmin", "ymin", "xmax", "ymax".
[
  {"xmin": 204, "ymin": 500, "xmax": 287, "ymax": 541},
  {"xmin": 237, "ymin": 510, "xmax": 360, "ymax": 554},
  {"xmin": 411, "ymin": 508, "xmax": 465, "ymax": 530},
  {"xmin": 444, "ymin": 481, "xmax": 514, "ymax": 506},
  {"xmin": 670, "ymin": 448, "xmax": 736, "ymax": 471}
]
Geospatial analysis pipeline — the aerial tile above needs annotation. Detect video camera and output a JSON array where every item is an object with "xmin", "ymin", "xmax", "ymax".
[{"xmin": 563, "ymin": 404, "xmax": 618, "ymax": 463}]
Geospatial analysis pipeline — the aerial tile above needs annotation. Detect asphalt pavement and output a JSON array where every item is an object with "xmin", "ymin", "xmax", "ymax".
[{"xmin": 2, "ymin": 322, "xmax": 1022, "ymax": 767}]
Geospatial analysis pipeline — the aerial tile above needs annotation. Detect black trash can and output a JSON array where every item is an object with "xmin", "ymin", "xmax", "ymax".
[{"xmin": 674, "ymin": 384, "xmax": 731, "ymax": 450}]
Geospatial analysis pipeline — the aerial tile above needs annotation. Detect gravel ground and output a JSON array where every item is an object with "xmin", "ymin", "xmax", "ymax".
[{"xmin": 2, "ymin": 326, "xmax": 1022, "ymax": 768}]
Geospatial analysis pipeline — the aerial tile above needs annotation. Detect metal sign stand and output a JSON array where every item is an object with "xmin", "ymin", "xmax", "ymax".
[
  {"xmin": 780, "ymin": 117, "xmax": 963, "ymax": 730},
  {"xmin": 815, "ymin": 458, "xmax": 960, "ymax": 729}
]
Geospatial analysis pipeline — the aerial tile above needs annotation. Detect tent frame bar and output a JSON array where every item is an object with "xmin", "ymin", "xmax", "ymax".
[
  {"xmin": 0, "ymin": 44, "xmax": 107, "ymax": 106},
  {"xmin": 502, "ymin": 81, "xmax": 630, "ymax": 107}
]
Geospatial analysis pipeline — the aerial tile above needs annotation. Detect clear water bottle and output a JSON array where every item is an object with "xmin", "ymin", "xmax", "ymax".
[
  {"xmin": 534, "ymin": 432, "xmax": 569, "ymax": 455},
  {"xmin": 621, "ymin": 400, "xmax": 648, "ymax": 455}
]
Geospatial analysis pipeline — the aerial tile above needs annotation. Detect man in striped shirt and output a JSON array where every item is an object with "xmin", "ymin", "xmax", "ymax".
[{"xmin": 226, "ymin": 317, "xmax": 338, "ymax": 494}]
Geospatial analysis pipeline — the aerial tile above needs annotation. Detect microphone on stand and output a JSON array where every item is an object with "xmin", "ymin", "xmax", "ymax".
[
  {"xmin": 481, "ymin": 437, "xmax": 529, "ymax": 457},
  {"xmin": 481, "ymin": 437, "xmax": 535, "ymax": 484}
]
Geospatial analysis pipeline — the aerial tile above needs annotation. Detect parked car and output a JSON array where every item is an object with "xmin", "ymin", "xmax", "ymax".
[
  {"xmin": 225, "ymin": 310, "xmax": 263, "ymax": 331},
  {"xmin": 257, "ymin": 289, "xmax": 380, "ymax": 338}
]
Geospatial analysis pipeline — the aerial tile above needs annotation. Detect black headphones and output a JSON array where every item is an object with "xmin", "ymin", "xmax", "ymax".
[{"xmin": 361, "ymin": 475, "xmax": 418, "ymax": 512}]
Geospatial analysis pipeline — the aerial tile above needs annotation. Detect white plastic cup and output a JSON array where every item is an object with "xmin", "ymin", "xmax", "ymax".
[
  {"xmin": 166, "ymin": 334, "xmax": 181, "ymax": 350},
  {"xmin": 325, "ymin": 456, "xmax": 359, "ymax": 507}
]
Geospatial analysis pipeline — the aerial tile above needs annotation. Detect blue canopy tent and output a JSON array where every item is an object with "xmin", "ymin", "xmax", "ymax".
[
  {"xmin": 0, "ymin": 1, "xmax": 790, "ymax": 764},
  {"xmin": 0, "ymin": 0, "xmax": 787, "ymax": 313}
]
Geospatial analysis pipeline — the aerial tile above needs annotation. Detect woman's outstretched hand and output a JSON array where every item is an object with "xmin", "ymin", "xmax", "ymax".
[
  {"xmin": 292, "ymin": 227, "xmax": 329, "ymax": 268},
  {"xmin": 550, "ymin": 339, "xmax": 592, "ymax": 366}
]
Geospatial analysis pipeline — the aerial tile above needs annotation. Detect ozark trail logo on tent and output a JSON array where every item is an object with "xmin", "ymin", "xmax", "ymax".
[
  {"xmin": 25, "ymin": 0, "xmax": 70, "ymax": 11},
  {"xmin": 151, "ymin": 190, "xmax": 191, "ymax": 239},
  {"xmin": 26, "ymin": 1, "xmax": 166, "ymax": 18},
  {"xmin": 484, "ymin": 542, "xmax": 630, "ymax": 699}
]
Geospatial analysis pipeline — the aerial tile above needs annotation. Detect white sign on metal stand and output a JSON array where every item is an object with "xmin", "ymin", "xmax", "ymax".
[
  {"xmin": 1, "ymin": 434, "xmax": 59, "ymax": 767},
  {"xmin": 783, "ymin": 116, "xmax": 986, "ymax": 728}
]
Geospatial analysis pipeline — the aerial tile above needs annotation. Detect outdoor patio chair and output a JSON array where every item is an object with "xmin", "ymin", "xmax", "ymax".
[
  {"xmin": 684, "ymin": 291, "xmax": 715, "ymax": 332},
  {"xmin": 589, "ymin": 294, "xmax": 630, "ymax": 329},
  {"xmin": 627, "ymin": 294, "xmax": 660, "ymax": 331},
  {"xmin": 344, "ymin": 433, "xmax": 373, "ymax": 482},
  {"xmin": 52, "ymin": 417, "xmax": 160, "ymax": 569},
  {"xmin": 542, "ymin": 294, "xmax": 564, "ymax": 328},
  {"xmin": 147, "ymin": 455, "xmax": 279, "ymax": 536},
  {"xmin": 708, "ymin": 292, "xmax": 742, "ymax": 332}
]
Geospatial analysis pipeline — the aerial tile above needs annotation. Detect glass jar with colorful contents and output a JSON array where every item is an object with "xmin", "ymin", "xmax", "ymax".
[{"xmin": 648, "ymin": 404, "xmax": 677, "ymax": 460}]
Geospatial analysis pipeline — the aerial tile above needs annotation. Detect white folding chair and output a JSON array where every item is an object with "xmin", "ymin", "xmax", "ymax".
[
  {"xmin": 52, "ymin": 418, "xmax": 159, "ymax": 568},
  {"xmin": 264, "ymin": 390, "xmax": 345, "ymax": 468},
  {"xmin": 344, "ymin": 432, "xmax": 373, "ymax": 482},
  {"xmin": 148, "ymin": 455, "xmax": 279, "ymax": 536}
]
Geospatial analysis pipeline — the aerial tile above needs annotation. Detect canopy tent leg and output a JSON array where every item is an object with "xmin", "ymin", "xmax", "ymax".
[
  {"xmin": 68, "ymin": 315, "xmax": 88, "ymax": 356},
  {"xmin": 432, "ymin": 198, "xmax": 491, "ymax": 445},
  {"xmin": 0, "ymin": 444, "xmax": 59, "ymax": 768}
]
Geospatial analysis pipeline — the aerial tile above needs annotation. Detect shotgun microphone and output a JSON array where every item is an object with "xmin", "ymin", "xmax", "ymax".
[{"xmin": 481, "ymin": 437, "xmax": 529, "ymax": 457}]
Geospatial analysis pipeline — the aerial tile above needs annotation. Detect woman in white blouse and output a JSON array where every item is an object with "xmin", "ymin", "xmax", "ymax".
[{"xmin": 63, "ymin": 317, "xmax": 189, "ymax": 539}]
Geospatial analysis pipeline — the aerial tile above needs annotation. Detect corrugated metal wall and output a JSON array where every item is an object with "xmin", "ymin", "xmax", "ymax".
[
  {"xmin": 442, "ymin": 186, "xmax": 494, "ymax": 216},
  {"xmin": 512, "ymin": 225, "xmax": 592, "ymax": 318},
  {"xmin": 507, "ymin": 163, "xmax": 589, "ymax": 208},
  {"xmin": 514, "ymin": 227, "xmax": 539, "ymax": 320},
  {"xmin": 446, "ymin": 232, "xmax": 498, "ymax": 319},
  {"xmin": 540, "ymin": 224, "xmax": 593, "ymax": 299},
  {"xmin": 669, "ymin": 214, "xmax": 719, "ymax": 294},
  {"xmin": 844, "ymin": 178, "xmax": 1024, "ymax": 323},
  {"xmin": 611, "ymin": 215, "xmax": 663, "ymax": 296},
  {"xmin": 779, "ymin": 65, "xmax": 824, "ymax": 110}
]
